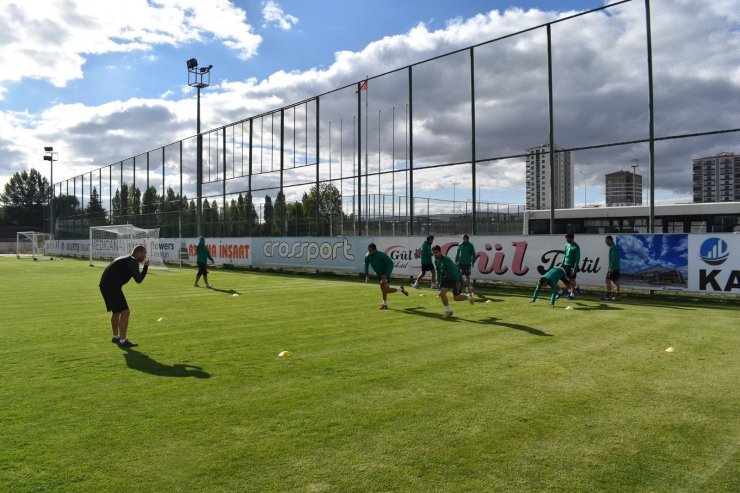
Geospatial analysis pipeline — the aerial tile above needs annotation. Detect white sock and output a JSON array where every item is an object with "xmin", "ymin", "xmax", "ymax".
[
  {"xmin": 444, "ymin": 305, "xmax": 451, "ymax": 312},
  {"xmin": 112, "ymin": 335, "xmax": 119, "ymax": 340}
]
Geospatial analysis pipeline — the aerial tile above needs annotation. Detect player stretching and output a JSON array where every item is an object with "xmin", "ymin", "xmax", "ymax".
[
  {"xmin": 530, "ymin": 266, "xmax": 570, "ymax": 308},
  {"xmin": 365, "ymin": 243, "xmax": 409, "ymax": 310},
  {"xmin": 412, "ymin": 235, "xmax": 437, "ymax": 289},
  {"xmin": 455, "ymin": 234, "xmax": 477, "ymax": 292},
  {"xmin": 99, "ymin": 245, "xmax": 149, "ymax": 347},
  {"xmin": 432, "ymin": 245, "xmax": 474, "ymax": 318}
]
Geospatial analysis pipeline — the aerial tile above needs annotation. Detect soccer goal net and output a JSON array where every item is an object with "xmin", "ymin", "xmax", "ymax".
[
  {"xmin": 89, "ymin": 224, "xmax": 167, "ymax": 269},
  {"xmin": 16, "ymin": 231, "xmax": 54, "ymax": 260}
]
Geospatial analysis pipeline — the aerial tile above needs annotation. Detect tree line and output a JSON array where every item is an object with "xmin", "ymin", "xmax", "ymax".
[{"xmin": 1, "ymin": 168, "xmax": 345, "ymax": 238}]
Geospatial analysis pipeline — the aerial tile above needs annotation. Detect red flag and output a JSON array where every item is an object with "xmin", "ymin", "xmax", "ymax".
[{"xmin": 359, "ymin": 80, "xmax": 368, "ymax": 91}]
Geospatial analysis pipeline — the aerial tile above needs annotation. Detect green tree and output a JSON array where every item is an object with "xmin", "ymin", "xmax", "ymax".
[
  {"xmin": 0, "ymin": 169, "xmax": 50, "ymax": 227},
  {"xmin": 85, "ymin": 186, "xmax": 107, "ymax": 223},
  {"xmin": 54, "ymin": 194, "xmax": 81, "ymax": 221},
  {"xmin": 141, "ymin": 186, "xmax": 160, "ymax": 228},
  {"xmin": 302, "ymin": 183, "xmax": 343, "ymax": 235},
  {"xmin": 262, "ymin": 195, "xmax": 273, "ymax": 236},
  {"xmin": 273, "ymin": 190, "xmax": 286, "ymax": 236}
]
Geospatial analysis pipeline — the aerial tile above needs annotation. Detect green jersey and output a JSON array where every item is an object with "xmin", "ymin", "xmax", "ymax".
[
  {"xmin": 531, "ymin": 266, "xmax": 568, "ymax": 305},
  {"xmin": 563, "ymin": 241, "xmax": 580, "ymax": 270},
  {"xmin": 196, "ymin": 240, "xmax": 214, "ymax": 263},
  {"xmin": 608, "ymin": 243, "xmax": 620, "ymax": 270},
  {"xmin": 434, "ymin": 255, "xmax": 461, "ymax": 283},
  {"xmin": 455, "ymin": 241, "xmax": 476, "ymax": 265},
  {"xmin": 420, "ymin": 241, "xmax": 433, "ymax": 264},
  {"xmin": 365, "ymin": 250, "xmax": 394, "ymax": 277}
]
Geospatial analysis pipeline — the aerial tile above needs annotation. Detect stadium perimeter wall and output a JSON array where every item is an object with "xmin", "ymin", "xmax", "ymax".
[{"xmin": 44, "ymin": 234, "xmax": 739, "ymax": 295}]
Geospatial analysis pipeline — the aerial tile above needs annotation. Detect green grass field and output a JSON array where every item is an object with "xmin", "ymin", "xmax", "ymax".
[{"xmin": 1, "ymin": 256, "xmax": 738, "ymax": 492}]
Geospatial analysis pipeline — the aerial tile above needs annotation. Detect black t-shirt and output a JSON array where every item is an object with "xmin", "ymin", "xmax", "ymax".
[{"xmin": 99, "ymin": 255, "xmax": 148, "ymax": 288}]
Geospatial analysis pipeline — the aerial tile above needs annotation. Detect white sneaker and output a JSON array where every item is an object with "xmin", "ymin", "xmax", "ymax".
[
  {"xmin": 467, "ymin": 293, "xmax": 474, "ymax": 305},
  {"xmin": 412, "ymin": 282, "xmax": 420, "ymax": 289},
  {"xmin": 431, "ymin": 283, "xmax": 438, "ymax": 289},
  {"xmin": 206, "ymin": 284, "xmax": 213, "ymax": 288},
  {"xmin": 443, "ymin": 310, "xmax": 453, "ymax": 318}
]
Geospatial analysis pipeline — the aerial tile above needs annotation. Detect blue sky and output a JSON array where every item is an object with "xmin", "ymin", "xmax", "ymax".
[
  {"xmin": 0, "ymin": 0, "xmax": 605, "ymax": 113},
  {"xmin": 0, "ymin": 0, "xmax": 737, "ymax": 207}
]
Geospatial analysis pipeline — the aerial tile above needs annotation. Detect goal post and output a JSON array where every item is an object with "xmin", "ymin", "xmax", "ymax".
[
  {"xmin": 89, "ymin": 224, "xmax": 167, "ymax": 269},
  {"xmin": 16, "ymin": 231, "xmax": 54, "ymax": 260}
]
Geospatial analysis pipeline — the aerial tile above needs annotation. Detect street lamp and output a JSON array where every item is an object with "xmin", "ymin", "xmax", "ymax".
[
  {"xmin": 450, "ymin": 179, "xmax": 461, "ymax": 215},
  {"xmin": 43, "ymin": 146, "xmax": 57, "ymax": 235},
  {"xmin": 578, "ymin": 170, "xmax": 587, "ymax": 207},
  {"xmin": 187, "ymin": 58, "xmax": 213, "ymax": 237},
  {"xmin": 630, "ymin": 159, "xmax": 639, "ymax": 205}
]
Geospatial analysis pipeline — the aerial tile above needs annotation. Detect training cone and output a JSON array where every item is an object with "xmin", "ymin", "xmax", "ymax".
[
  {"xmin": 278, "ymin": 351, "xmax": 292, "ymax": 358},
  {"xmin": 157, "ymin": 317, "xmax": 166, "ymax": 322},
  {"xmin": 564, "ymin": 306, "xmax": 573, "ymax": 310},
  {"xmin": 665, "ymin": 347, "xmax": 675, "ymax": 353},
  {"xmin": 232, "ymin": 293, "xmax": 239, "ymax": 297}
]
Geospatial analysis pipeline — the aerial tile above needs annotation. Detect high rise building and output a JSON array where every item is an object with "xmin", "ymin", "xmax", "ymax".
[
  {"xmin": 525, "ymin": 144, "xmax": 573, "ymax": 210},
  {"xmin": 693, "ymin": 152, "xmax": 740, "ymax": 203},
  {"xmin": 606, "ymin": 170, "xmax": 643, "ymax": 207}
]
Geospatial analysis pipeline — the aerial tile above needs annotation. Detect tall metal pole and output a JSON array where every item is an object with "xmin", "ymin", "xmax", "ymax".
[
  {"xmin": 196, "ymin": 85, "xmax": 202, "ymax": 237},
  {"xmin": 644, "ymin": 0, "xmax": 656, "ymax": 232},
  {"xmin": 546, "ymin": 24, "xmax": 556, "ymax": 234},
  {"xmin": 470, "ymin": 47, "xmax": 477, "ymax": 235}
]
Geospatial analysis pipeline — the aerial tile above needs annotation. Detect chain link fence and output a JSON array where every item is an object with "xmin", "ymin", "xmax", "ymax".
[{"xmin": 46, "ymin": 0, "xmax": 740, "ymax": 239}]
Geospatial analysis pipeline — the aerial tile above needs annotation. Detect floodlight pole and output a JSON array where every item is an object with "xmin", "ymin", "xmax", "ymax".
[
  {"xmin": 187, "ymin": 58, "xmax": 212, "ymax": 237},
  {"xmin": 43, "ymin": 147, "xmax": 57, "ymax": 235},
  {"xmin": 630, "ymin": 159, "xmax": 639, "ymax": 205}
]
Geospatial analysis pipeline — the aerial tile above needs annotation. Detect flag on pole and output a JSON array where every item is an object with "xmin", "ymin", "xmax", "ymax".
[{"xmin": 360, "ymin": 79, "xmax": 368, "ymax": 91}]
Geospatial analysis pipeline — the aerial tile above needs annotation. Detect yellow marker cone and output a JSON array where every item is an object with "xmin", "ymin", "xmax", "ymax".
[
  {"xmin": 278, "ymin": 351, "xmax": 292, "ymax": 358},
  {"xmin": 665, "ymin": 347, "xmax": 675, "ymax": 353}
]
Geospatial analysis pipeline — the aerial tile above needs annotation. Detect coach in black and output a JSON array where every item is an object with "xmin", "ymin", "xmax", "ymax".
[{"xmin": 99, "ymin": 245, "xmax": 149, "ymax": 348}]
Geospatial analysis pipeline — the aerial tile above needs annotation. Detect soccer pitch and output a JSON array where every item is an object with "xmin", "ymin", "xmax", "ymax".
[{"xmin": 1, "ymin": 257, "xmax": 737, "ymax": 492}]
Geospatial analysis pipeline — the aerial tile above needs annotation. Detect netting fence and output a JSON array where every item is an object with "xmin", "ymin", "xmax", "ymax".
[{"xmin": 44, "ymin": 0, "xmax": 739, "ymax": 239}]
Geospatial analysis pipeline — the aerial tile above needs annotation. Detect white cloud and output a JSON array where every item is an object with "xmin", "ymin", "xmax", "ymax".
[
  {"xmin": 261, "ymin": 0, "xmax": 299, "ymax": 31},
  {"xmin": 0, "ymin": 0, "xmax": 262, "ymax": 94},
  {"xmin": 2, "ymin": 1, "xmax": 738, "ymax": 206}
]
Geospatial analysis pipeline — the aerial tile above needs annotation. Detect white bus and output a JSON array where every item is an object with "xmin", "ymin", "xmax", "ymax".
[{"xmin": 524, "ymin": 202, "xmax": 740, "ymax": 235}]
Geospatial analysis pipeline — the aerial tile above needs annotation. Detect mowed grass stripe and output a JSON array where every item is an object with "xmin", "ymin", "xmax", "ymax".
[{"xmin": 0, "ymin": 257, "xmax": 738, "ymax": 492}]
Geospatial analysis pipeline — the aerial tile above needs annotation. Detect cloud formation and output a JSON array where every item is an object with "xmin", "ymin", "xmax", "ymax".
[
  {"xmin": 261, "ymin": 0, "xmax": 299, "ymax": 31},
  {"xmin": 0, "ymin": 0, "xmax": 262, "ymax": 93},
  {"xmin": 1, "ymin": 0, "xmax": 738, "ymax": 208}
]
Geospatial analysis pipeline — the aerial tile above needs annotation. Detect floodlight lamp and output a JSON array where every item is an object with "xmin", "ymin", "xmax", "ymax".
[
  {"xmin": 187, "ymin": 58, "xmax": 198, "ymax": 70},
  {"xmin": 44, "ymin": 146, "xmax": 53, "ymax": 152}
]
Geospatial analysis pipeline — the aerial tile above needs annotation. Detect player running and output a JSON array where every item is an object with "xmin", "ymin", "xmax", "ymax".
[
  {"xmin": 432, "ymin": 245, "xmax": 474, "ymax": 318},
  {"xmin": 412, "ymin": 235, "xmax": 437, "ymax": 289},
  {"xmin": 364, "ymin": 243, "xmax": 409, "ymax": 310},
  {"xmin": 455, "ymin": 234, "xmax": 476, "ymax": 292},
  {"xmin": 99, "ymin": 245, "xmax": 149, "ymax": 347}
]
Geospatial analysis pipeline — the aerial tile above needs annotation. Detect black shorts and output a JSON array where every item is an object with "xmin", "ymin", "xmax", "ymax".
[
  {"xmin": 439, "ymin": 277, "xmax": 462, "ymax": 296},
  {"xmin": 420, "ymin": 263, "xmax": 434, "ymax": 274},
  {"xmin": 458, "ymin": 264, "xmax": 471, "ymax": 277},
  {"xmin": 197, "ymin": 262, "xmax": 209, "ymax": 276},
  {"xmin": 607, "ymin": 269, "xmax": 620, "ymax": 282},
  {"xmin": 378, "ymin": 274, "xmax": 392, "ymax": 284},
  {"xmin": 562, "ymin": 265, "xmax": 577, "ymax": 279},
  {"xmin": 100, "ymin": 285, "xmax": 128, "ymax": 313}
]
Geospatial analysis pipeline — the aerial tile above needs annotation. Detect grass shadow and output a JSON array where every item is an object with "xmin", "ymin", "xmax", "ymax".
[
  {"xmin": 208, "ymin": 287, "xmax": 239, "ymax": 295},
  {"xmin": 462, "ymin": 316, "xmax": 553, "ymax": 336},
  {"xmin": 570, "ymin": 302, "xmax": 624, "ymax": 311},
  {"xmin": 120, "ymin": 347, "xmax": 211, "ymax": 378}
]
